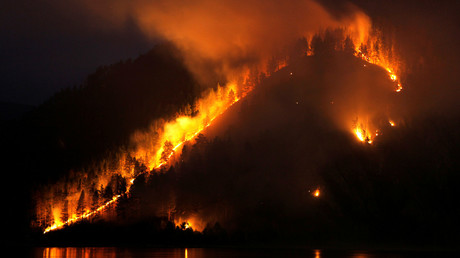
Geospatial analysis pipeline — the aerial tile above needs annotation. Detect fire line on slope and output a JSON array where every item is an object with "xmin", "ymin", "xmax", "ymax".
[{"xmin": 43, "ymin": 84, "xmax": 244, "ymax": 234}]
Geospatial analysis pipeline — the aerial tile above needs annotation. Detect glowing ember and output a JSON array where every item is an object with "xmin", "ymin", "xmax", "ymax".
[
  {"xmin": 313, "ymin": 189, "xmax": 320, "ymax": 197},
  {"xmin": 396, "ymin": 83, "xmax": 403, "ymax": 92}
]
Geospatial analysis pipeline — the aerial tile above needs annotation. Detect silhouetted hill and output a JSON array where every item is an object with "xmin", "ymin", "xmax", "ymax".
[
  {"xmin": 40, "ymin": 52, "xmax": 460, "ymax": 248},
  {"xmin": 123, "ymin": 53, "xmax": 460, "ymax": 247},
  {"xmin": 4, "ymin": 43, "xmax": 204, "ymax": 185}
]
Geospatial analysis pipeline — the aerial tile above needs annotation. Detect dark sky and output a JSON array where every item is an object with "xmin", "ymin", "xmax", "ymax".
[{"xmin": 0, "ymin": 0, "xmax": 152, "ymax": 105}]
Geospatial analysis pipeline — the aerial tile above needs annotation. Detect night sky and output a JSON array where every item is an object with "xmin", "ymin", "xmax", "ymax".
[{"xmin": 0, "ymin": 0, "xmax": 152, "ymax": 105}]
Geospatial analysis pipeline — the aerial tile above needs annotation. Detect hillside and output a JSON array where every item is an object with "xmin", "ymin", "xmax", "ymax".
[
  {"xmin": 40, "ymin": 51, "xmax": 460, "ymax": 247},
  {"xmin": 1, "ymin": 42, "xmax": 209, "ymax": 247}
]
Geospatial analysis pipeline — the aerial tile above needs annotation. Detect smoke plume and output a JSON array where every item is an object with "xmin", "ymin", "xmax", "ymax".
[{"xmin": 76, "ymin": 0, "xmax": 371, "ymax": 84}]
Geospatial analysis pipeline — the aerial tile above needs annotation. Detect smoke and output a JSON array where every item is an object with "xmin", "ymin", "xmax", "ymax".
[{"xmin": 74, "ymin": 0, "xmax": 371, "ymax": 84}]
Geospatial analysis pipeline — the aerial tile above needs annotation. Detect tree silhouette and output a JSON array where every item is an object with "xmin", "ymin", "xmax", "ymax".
[
  {"xmin": 76, "ymin": 190, "xmax": 86, "ymax": 217},
  {"xmin": 161, "ymin": 140, "xmax": 175, "ymax": 164}
]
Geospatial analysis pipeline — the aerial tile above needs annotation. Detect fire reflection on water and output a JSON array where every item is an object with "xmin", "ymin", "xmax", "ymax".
[
  {"xmin": 315, "ymin": 249, "xmax": 321, "ymax": 258},
  {"xmin": 42, "ymin": 247, "xmax": 117, "ymax": 258},
  {"xmin": 40, "ymin": 247, "xmax": 186, "ymax": 258},
  {"xmin": 37, "ymin": 247, "xmax": 380, "ymax": 258}
]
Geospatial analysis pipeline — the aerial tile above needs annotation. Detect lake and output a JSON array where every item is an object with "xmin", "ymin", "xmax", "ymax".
[{"xmin": 31, "ymin": 247, "xmax": 457, "ymax": 257}]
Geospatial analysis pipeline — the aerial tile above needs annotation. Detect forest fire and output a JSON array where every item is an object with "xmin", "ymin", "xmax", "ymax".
[
  {"xmin": 3, "ymin": 0, "xmax": 459, "ymax": 250},
  {"xmin": 37, "ymin": 35, "xmax": 308, "ymax": 233},
  {"xmin": 41, "ymin": 81, "xmax": 248, "ymax": 234},
  {"xmin": 346, "ymin": 29, "xmax": 404, "ymax": 144},
  {"xmin": 38, "ymin": 28, "xmax": 405, "ymax": 233},
  {"xmin": 34, "ymin": 3, "xmax": 407, "ymax": 234},
  {"xmin": 354, "ymin": 44, "xmax": 403, "ymax": 93},
  {"xmin": 43, "ymin": 195, "xmax": 121, "ymax": 233},
  {"xmin": 138, "ymin": 83, "xmax": 242, "ymax": 171},
  {"xmin": 39, "ymin": 32, "xmax": 403, "ymax": 233}
]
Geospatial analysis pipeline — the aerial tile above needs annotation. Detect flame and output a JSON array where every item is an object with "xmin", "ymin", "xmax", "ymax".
[
  {"xmin": 133, "ymin": 82, "xmax": 242, "ymax": 171},
  {"xmin": 354, "ymin": 123, "xmax": 373, "ymax": 144},
  {"xmin": 347, "ymin": 30, "xmax": 403, "ymax": 144},
  {"xmin": 396, "ymin": 83, "xmax": 402, "ymax": 92},
  {"xmin": 37, "ymin": 52, "xmax": 293, "ymax": 234},
  {"xmin": 304, "ymin": 27, "xmax": 404, "ymax": 145},
  {"xmin": 353, "ymin": 36, "xmax": 403, "ymax": 93},
  {"xmin": 313, "ymin": 189, "xmax": 320, "ymax": 197},
  {"xmin": 41, "ymin": 80, "xmax": 248, "ymax": 234},
  {"xmin": 43, "ymin": 194, "xmax": 122, "ymax": 233},
  {"xmin": 174, "ymin": 216, "xmax": 204, "ymax": 232},
  {"xmin": 355, "ymin": 50, "xmax": 403, "ymax": 93}
]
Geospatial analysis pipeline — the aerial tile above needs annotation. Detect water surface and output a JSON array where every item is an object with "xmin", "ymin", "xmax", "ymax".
[{"xmin": 33, "ymin": 247, "xmax": 456, "ymax": 258}]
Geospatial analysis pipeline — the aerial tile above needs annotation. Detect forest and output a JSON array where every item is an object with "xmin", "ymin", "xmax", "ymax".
[{"xmin": 2, "ymin": 28, "xmax": 460, "ymax": 249}]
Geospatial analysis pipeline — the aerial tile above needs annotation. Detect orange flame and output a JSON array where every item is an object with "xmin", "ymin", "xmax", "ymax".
[
  {"xmin": 42, "ymin": 80, "xmax": 247, "ymax": 234},
  {"xmin": 349, "ymin": 30, "xmax": 403, "ymax": 144},
  {"xmin": 174, "ymin": 216, "xmax": 205, "ymax": 232},
  {"xmin": 132, "ymin": 83, "xmax": 242, "ymax": 171},
  {"xmin": 38, "ymin": 50, "xmax": 292, "ymax": 234},
  {"xmin": 353, "ymin": 33, "xmax": 403, "ymax": 93},
  {"xmin": 353, "ymin": 120, "xmax": 373, "ymax": 144},
  {"xmin": 313, "ymin": 189, "xmax": 320, "ymax": 197}
]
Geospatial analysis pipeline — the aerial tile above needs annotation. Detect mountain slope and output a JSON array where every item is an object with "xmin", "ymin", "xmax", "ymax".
[{"xmin": 41, "ymin": 52, "xmax": 460, "ymax": 247}]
